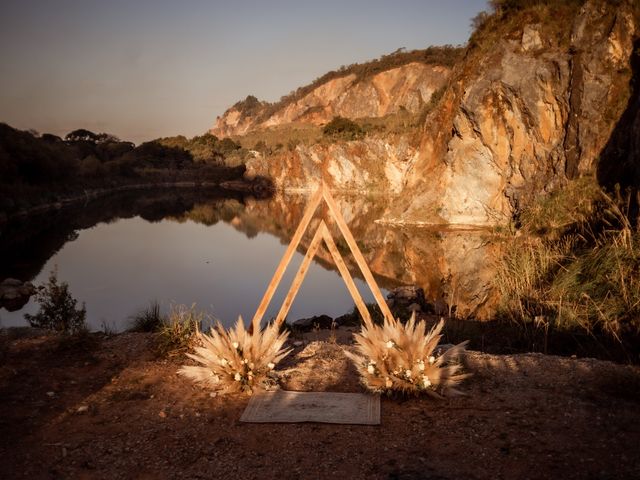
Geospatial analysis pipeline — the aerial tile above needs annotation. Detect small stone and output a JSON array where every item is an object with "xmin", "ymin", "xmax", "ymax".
[
  {"xmin": 46, "ymin": 391, "xmax": 55, "ymax": 397},
  {"xmin": 76, "ymin": 405, "xmax": 89, "ymax": 413},
  {"xmin": 158, "ymin": 411, "xmax": 166, "ymax": 418},
  {"xmin": 522, "ymin": 24, "xmax": 543, "ymax": 52},
  {"xmin": 293, "ymin": 341, "xmax": 304, "ymax": 347},
  {"xmin": 209, "ymin": 392, "xmax": 217, "ymax": 398},
  {"xmin": 1, "ymin": 278, "xmax": 22, "ymax": 287}
]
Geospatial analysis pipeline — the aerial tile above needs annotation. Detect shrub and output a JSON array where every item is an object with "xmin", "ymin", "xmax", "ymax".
[
  {"xmin": 24, "ymin": 269, "xmax": 87, "ymax": 334},
  {"xmin": 156, "ymin": 303, "xmax": 204, "ymax": 356},
  {"xmin": 322, "ymin": 116, "xmax": 364, "ymax": 141},
  {"xmin": 345, "ymin": 314, "xmax": 470, "ymax": 397},
  {"xmin": 179, "ymin": 316, "xmax": 292, "ymax": 394},
  {"xmin": 128, "ymin": 300, "xmax": 165, "ymax": 332},
  {"xmin": 496, "ymin": 183, "xmax": 640, "ymax": 338}
]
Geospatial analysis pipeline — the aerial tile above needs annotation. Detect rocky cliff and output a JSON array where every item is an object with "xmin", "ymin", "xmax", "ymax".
[
  {"xmin": 390, "ymin": 0, "xmax": 640, "ymax": 226},
  {"xmin": 241, "ymin": 0, "xmax": 640, "ymax": 227},
  {"xmin": 245, "ymin": 134, "xmax": 419, "ymax": 194},
  {"xmin": 211, "ymin": 62, "xmax": 451, "ymax": 137}
]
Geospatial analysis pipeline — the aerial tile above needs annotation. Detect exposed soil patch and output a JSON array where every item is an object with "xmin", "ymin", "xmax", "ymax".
[{"xmin": 0, "ymin": 329, "xmax": 638, "ymax": 479}]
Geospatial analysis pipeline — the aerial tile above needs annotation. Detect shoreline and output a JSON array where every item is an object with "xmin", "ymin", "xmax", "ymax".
[
  {"xmin": 0, "ymin": 329, "xmax": 638, "ymax": 479},
  {"xmin": 0, "ymin": 178, "xmax": 271, "ymax": 225}
]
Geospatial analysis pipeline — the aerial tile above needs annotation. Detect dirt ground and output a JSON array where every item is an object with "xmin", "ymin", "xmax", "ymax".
[{"xmin": 0, "ymin": 328, "xmax": 639, "ymax": 480}]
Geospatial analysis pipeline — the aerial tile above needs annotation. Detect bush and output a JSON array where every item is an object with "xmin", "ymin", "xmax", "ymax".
[
  {"xmin": 496, "ymin": 182, "xmax": 640, "ymax": 338},
  {"xmin": 24, "ymin": 269, "xmax": 87, "ymax": 334},
  {"xmin": 322, "ymin": 116, "xmax": 364, "ymax": 141},
  {"xmin": 129, "ymin": 300, "xmax": 165, "ymax": 332},
  {"xmin": 156, "ymin": 304, "xmax": 204, "ymax": 356}
]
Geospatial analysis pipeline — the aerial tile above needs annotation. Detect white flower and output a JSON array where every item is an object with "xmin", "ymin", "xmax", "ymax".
[
  {"xmin": 232, "ymin": 342, "xmax": 239, "ymax": 349},
  {"xmin": 243, "ymin": 359, "xmax": 249, "ymax": 364},
  {"xmin": 267, "ymin": 362, "xmax": 275, "ymax": 370},
  {"xmin": 234, "ymin": 373, "xmax": 242, "ymax": 381},
  {"xmin": 367, "ymin": 364, "xmax": 375, "ymax": 374},
  {"xmin": 219, "ymin": 358, "xmax": 228, "ymax": 366},
  {"xmin": 405, "ymin": 369, "xmax": 412, "ymax": 378},
  {"xmin": 385, "ymin": 377, "xmax": 393, "ymax": 388},
  {"xmin": 418, "ymin": 360, "xmax": 425, "ymax": 371},
  {"xmin": 422, "ymin": 375, "xmax": 432, "ymax": 388},
  {"xmin": 429, "ymin": 356, "xmax": 436, "ymax": 364},
  {"xmin": 385, "ymin": 340, "xmax": 394, "ymax": 349}
]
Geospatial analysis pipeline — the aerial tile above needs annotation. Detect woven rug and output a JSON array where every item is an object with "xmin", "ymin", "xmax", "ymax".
[{"xmin": 240, "ymin": 390, "xmax": 380, "ymax": 425}]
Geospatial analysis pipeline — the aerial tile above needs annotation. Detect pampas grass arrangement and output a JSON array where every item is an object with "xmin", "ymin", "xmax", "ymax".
[
  {"xmin": 345, "ymin": 313, "xmax": 470, "ymax": 397},
  {"xmin": 178, "ymin": 316, "xmax": 291, "ymax": 394}
]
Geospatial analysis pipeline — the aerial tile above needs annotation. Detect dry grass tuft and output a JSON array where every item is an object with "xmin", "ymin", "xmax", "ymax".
[
  {"xmin": 345, "ymin": 313, "xmax": 470, "ymax": 397},
  {"xmin": 156, "ymin": 304, "xmax": 203, "ymax": 356},
  {"xmin": 178, "ymin": 316, "xmax": 292, "ymax": 394}
]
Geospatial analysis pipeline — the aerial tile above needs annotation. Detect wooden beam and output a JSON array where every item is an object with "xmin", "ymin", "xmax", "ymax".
[
  {"xmin": 250, "ymin": 186, "xmax": 324, "ymax": 332},
  {"xmin": 274, "ymin": 221, "xmax": 326, "ymax": 328},
  {"xmin": 321, "ymin": 186, "xmax": 395, "ymax": 323},
  {"xmin": 320, "ymin": 224, "xmax": 373, "ymax": 328}
]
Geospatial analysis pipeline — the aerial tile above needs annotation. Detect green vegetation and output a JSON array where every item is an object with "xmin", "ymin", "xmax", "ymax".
[
  {"xmin": 231, "ymin": 122, "xmax": 323, "ymax": 152},
  {"xmin": 24, "ymin": 269, "xmax": 87, "ymax": 334},
  {"xmin": 495, "ymin": 177, "xmax": 640, "ymax": 342},
  {"xmin": 234, "ymin": 46, "xmax": 463, "ymax": 123},
  {"xmin": 0, "ymin": 123, "xmax": 249, "ymax": 216},
  {"xmin": 469, "ymin": 0, "xmax": 588, "ymax": 53},
  {"xmin": 322, "ymin": 116, "xmax": 365, "ymax": 141},
  {"xmin": 156, "ymin": 304, "xmax": 205, "ymax": 356}
]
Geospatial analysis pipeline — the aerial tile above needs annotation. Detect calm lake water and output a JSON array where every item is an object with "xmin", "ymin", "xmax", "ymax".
[{"xmin": 0, "ymin": 189, "xmax": 499, "ymax": 331}]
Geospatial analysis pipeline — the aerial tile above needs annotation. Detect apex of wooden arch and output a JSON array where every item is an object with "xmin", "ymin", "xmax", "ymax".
[{"xmin": 251, "ymin": 182, "xmax": 394, "ymax": 333}]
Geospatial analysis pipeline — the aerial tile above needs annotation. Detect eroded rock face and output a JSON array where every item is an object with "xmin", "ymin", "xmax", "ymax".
[
  {"xmin": 391, "ymin": 0, "xmax": 639, "ymax": 226},
  {"xmin": 211, "ymin": 63, "xmax": 450, "ymax": 137},
  {"xmin": 244, "ymin": 1, "xmax": 639, "ymax": 227},
  {"xmin": 245, "ymin": 135, "xmax": 418, "ymax": 193}
]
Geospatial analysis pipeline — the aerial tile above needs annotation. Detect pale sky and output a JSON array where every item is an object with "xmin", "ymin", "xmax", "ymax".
[{"xmin": 0, "ymin": 0, "xmax": 487, "ymax": 144}]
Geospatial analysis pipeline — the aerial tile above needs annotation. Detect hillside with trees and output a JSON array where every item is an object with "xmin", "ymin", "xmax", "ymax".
[{"xmin": 0, "ymin": 124, "xmax": 256, "ymax": 216}]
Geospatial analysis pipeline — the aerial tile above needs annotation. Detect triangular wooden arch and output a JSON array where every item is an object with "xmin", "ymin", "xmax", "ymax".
[{"xmin": 251, "ymin": 182, "xmax": 394, "ymax": 332}]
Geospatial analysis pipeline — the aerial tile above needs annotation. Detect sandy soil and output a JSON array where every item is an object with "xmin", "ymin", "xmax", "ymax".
[{"xmin": 0, "ymin": 329, "xmax": 639, "ymax": 480}]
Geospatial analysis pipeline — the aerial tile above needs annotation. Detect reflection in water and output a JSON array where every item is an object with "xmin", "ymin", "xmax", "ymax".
[
  {"xmin": 0, "ymin": 189, "xmax": 502, "ymax": 331},
  {"xmin": 236, "ymin": 193, "xmax": 502, "ymax": 319}
]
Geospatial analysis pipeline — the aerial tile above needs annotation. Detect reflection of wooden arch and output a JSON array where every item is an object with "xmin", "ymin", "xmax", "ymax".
[{"xmin": 250, "ymin": 182, "xmax": 394, "ymax": 333}]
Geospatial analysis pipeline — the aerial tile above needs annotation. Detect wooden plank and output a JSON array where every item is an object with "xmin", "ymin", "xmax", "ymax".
[
  {"xmin": 320, "ymin": 224, "xmax": 373, "ymax": 328},
  {"xmin": 274, "ymin": 221, "xmax": 326, "ymax": 327},
  {"xmin": 250, "ymin": 186, "xmax": 324, "ymax": 332},
  {"xmin": 321, "ymin": 186, "xmax": 395, "ymax": 323}
]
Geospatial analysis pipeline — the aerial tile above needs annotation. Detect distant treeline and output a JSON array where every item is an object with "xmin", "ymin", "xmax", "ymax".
[
  {"xmin": 0, "ymin": 123, "xmax": 249, "ymax": 213},
  {"xmin": 232, "ymin": 45, "xmax": 464, "ymax": 122}
]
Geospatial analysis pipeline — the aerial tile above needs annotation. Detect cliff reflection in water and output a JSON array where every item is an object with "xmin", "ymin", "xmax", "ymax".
[
  {"xmin": 0, "ymin": 189, "xmax": 502, "ymax": 330},
  {"xmin": 234, "ymin": 194, "xmax": 501, "ymax": 319},
  {"xmin": 173, "ymin": 192, "xmax": 502, "ymax": 319}
]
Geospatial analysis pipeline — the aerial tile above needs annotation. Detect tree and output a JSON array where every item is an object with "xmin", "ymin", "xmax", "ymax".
[
  {"xmin": 65, "ymin": 129, "xmax": 100, "ymax": 143},
  {"xmin": 25, "ymin": 269, "xmax": 87, "ymax": 334}
]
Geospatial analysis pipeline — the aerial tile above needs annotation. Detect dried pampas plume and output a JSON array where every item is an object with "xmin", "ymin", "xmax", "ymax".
[
  {"xmin": 345, "ymin": 313, "xmax": 470, "ymax": 397},
  {"xmin": 178, "ymin": 316, "xmax": 291, "ymax": 394}
]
